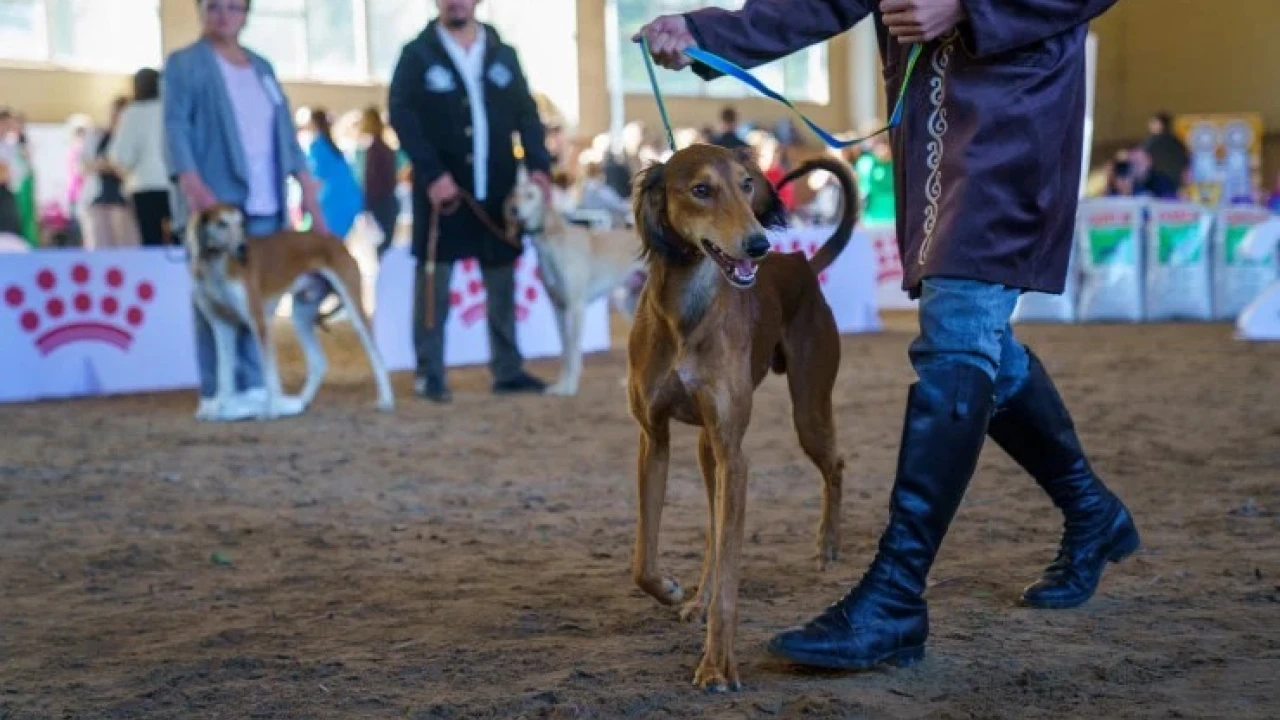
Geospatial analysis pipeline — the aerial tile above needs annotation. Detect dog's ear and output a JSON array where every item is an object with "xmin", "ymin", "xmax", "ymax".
[
  {"xmin": 733, "ymin": 146, "xmax": 787, "ymax": 230},
  {"xmin": 632, "ymin": 162, "xmax": 685, "ymax": 263}
]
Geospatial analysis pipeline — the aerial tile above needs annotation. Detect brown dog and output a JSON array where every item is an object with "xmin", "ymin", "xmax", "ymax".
[
  {"xmin": 188, "ymin": 204, "xmax": 394, "ymax": 421},
  {"xmin": 626, "ymin": 144, "xmax": 859, "ymax": 691}
]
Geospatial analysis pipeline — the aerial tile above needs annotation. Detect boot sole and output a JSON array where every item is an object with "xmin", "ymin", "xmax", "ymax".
[
  {"xmin": 766, "ymin": 642, "xmax": 926, "ymax": 671},
  {"xmin": 1021, "ymin": 525, "xmax": 1141, "ymax": 610}
]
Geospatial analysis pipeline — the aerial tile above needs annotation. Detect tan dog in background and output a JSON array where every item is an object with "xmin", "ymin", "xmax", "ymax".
[
  {"xmin": 625, "ymin": 145, "xmax": 859, "ymax": 691},
  {"xmin": 510, "ymin": 167, "xmax": 643, "ymax": 396},
  {"xmin": 188, "ymin": 205, "xmax": 394, "ymax": 421}
]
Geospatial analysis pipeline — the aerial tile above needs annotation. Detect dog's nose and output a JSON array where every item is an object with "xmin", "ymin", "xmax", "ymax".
[{"xmin": 744, "ymin": 233, "xmax": 771, "ymax": 259}]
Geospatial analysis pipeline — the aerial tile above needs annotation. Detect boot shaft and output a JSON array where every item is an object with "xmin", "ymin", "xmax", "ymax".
[{"xmin": 875, "ymin": 363, "xmax": 996, "ymax": 597}]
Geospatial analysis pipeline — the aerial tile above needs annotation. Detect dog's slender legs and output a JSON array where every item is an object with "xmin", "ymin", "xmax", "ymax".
[
  {"xmin": 197, "ymin": 295, "xmax": 239, "ymax": 417},
  {"xmin": 547, "ymin": 299, "xmax": 585, "ymax": 396},
  {"xmin": 318, "ymin": 268, "xmax": 394, "ymax": 412},
  {"xmin": 680, "ymin": 429, "xmax": 718, "ymax": 624},
  {"xmin": 290, "ymin": 294, "xmax": 328, "ymax": 409},
  {"xmin": 786, "ymin": 351, "xmax": 845, "ymax": 570},
  {"xmin": 247, "ymin": 296, "xmax": 283, "ymax": 419},
  {"xmin": 696, "ymin": 417, "xmax": 749, "ymax": 692},
  {"xmin": 631, "ymin": 423, "xmax": 684, "ymax": 606}
]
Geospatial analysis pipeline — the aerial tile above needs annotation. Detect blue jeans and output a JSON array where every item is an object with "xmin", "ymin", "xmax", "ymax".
[
  {"xmin": 908, "ymin": 277, "xmax": 1030, "ymax": 406},
  {"xmin": 193, "ymin": 213, "xmax": 283, "ymax": 399}
]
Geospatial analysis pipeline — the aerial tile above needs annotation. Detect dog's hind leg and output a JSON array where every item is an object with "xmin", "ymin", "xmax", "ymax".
[
  {"xmin": 290, "ymin": 293, "xmax": 328, "ymax": 410},
  {"xmin": 680, "ymin": 429, "xmax": 718, "ymax": 624},
  {"xmin": 631, "ymin": 422, "xmax": 684, "ymax": 607},
  {"xmin": 318, "ymin": 266, "xmax": 394, "ymax": 412},
  {"xmin": 784, "ymin": 334, "xmax": 845, "ymax": 571}
]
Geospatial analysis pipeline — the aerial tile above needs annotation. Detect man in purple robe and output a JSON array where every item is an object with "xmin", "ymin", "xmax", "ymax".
[{"xmin": 637, "ymin": 0, "xmax": 1138, "ymax": 672}]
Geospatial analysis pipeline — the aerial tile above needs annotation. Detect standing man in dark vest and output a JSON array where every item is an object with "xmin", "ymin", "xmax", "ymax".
[
  {"xmin": 637, "ymin": 0, "xmax": 1139, "ymax": 673},
  {"xmin": 389, "ymin": 0, "xmax": 552, "ymax": 402}
]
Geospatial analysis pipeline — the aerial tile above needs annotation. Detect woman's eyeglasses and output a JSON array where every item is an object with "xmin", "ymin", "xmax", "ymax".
[{"xmin": 204, "ymin": 2, "xmax": 248, "ymax": 15}]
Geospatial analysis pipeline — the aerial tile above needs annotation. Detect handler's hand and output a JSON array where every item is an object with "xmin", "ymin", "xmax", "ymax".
[
  {"xmin": 428, "ymin": 173, "xmax": 461, "ymax": 208},
  {"xmin": 881, "ymin": 0, "xmax": 967, "ymax": 44},
  {"xmin": 632, "ymin": 15, "xmax": 697, "ymax": 71}
]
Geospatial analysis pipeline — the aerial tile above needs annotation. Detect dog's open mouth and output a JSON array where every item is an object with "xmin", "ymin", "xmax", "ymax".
[{"xmin": 701, "ymin": 239, "xmax": 758, "ymax": 288}]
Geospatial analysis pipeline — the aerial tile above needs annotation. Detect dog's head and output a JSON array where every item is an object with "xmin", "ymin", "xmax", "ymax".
[
  {"xmin": 188, "ymin": 204, "xmax": 248, "ymax": 262},
  {"xmin": 507, "ymin": 165, "xmax": 547, "ymax": 235},
  {"xmin": 632, "ymin": 144, "xmax": 786, "ymax": 289}
]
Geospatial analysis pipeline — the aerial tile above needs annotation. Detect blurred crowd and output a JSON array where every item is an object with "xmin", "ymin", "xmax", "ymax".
[
  {"xmin": 4, "ymin": 98, "xmax": 1278, "ymax": 254},
  {"xmin": 544, "ymin": 105, "xmax": 899, "ymax": 233}
]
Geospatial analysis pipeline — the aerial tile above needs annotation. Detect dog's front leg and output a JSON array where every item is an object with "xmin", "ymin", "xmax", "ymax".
[
  {"xmin": 631, "ymin": 422, "xmax": 684, "ymax": 606},
  {"xmin": 198, "ymin": 297, "xmax": 240, "ymax": 420},
  {"xmin": 546, "ymin": 299, "xmax": 585, "ymax": 396},
  {"xmin": 680, "ymin": 429, "xmax": 717, "ymax": 624},
  {"xmin": 694, "ymin": 397, "xmax": 750, "ymax": 692},
  {"xmin": 252, "ymin": 302, "xmax": 284, "ymax": 420}
]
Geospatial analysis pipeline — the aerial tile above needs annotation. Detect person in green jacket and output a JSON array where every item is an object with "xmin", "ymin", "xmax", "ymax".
[{"xmin": 854, "ymin": 135, "xmax": 895, "ymax": 225}]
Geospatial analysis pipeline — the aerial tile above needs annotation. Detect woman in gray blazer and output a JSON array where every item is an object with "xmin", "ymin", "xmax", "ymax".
[{"xmin": 165, "ymin": 0, "xmax": 330, "ymax": 421}]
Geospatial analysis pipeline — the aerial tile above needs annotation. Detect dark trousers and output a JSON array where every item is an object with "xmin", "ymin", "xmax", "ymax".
[
  {"xmin": 412, "ymin": 260, "xmax": 524, "ymax": 384},
  {"xmin": 368, "ymin": 194, "xmax": 400, "ymax": 257},
  {"xmin": 131, "ymin": 190, "xmax": 172, "ymax": 247}
]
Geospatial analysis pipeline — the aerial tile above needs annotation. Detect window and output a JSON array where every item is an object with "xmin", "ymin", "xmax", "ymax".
[
  {"xmin": 242, "ymin": 0, "xmax": 363, "ymax": 82},
  {"xmin": 0, "ymin": 0, "xmax": 161, "ymax": 72},
  {"xmin": 366, "ymin": 0, "xmax": 429, "ymax": 82},
  {"xmin": 617, "ymin": 0, "xmax": 829, "ymax": 104}
]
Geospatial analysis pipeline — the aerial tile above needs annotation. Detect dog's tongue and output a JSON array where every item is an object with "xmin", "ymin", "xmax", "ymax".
[{"xmin": 735, "ymin": 259, "xmax": 756, "ymax": 275}]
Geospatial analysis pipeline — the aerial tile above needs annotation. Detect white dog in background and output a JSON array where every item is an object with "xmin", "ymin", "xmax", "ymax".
[{"xmin": 509, "ymin": 168, "xmax": 642, "ymax": 396}]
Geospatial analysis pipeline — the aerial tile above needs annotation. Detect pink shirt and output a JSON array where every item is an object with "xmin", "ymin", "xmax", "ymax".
[{"xmin": 215, "ymin": 53, "xmax": 279, "ymax": 216}]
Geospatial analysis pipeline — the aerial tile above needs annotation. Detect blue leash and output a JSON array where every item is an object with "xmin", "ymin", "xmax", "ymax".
[{"xmin": 639, "ymin": 36, "xmax": 923, "ymax": 152}]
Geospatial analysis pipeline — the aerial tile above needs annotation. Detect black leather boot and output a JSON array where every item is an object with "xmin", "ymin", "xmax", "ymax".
[
  {"xmin": 767, "ymin": 364, "xmax": 995, "ymax": 670},
  {"xmin": 988, "ymin": 350, "xmax": 1140, "ymax": 609}
]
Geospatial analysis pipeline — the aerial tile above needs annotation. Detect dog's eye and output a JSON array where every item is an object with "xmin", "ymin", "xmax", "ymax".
[
  {"xmin": 741, "ymin": 178, "xmax": 754, "ymax": 194},
  {"xmin": 691, "ymin": 184, "xmax": 712, "ymax": 199}
]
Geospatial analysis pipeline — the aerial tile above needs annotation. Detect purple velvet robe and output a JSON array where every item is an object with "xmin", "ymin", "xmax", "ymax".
[{"xmin": 684, "ymin": 0, "xmax": 1119, "ymax": 296}]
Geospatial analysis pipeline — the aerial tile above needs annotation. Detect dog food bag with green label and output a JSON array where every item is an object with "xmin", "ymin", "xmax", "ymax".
[
  {"xmin": 1144, "ymin": 200, "xmax": 1213, "ymax": 321},
  {"xmin": 1076, "ymin": 198, "xmax": 1146, "ymax": 322},
  {"xmin": 1213, "ymin": 207, "xmax": 1278, "ymax": 320}
]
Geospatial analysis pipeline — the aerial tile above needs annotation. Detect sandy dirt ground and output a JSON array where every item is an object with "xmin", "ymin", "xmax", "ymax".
[{"xmin": 1, "ymin": 314, "xmax": 1278, "ymax": 719}]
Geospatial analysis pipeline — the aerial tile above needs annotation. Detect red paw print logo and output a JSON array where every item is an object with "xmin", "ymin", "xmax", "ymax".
[
  {"xmin": 4, "ymin": 264, "xmax": 156, "ymax": 356},
  {"xmin": 781, "ymin": 238, "xmax": 829, "ymax": 285},
  {"xmin": 447, "ymin": 257, "xmax": 541, "ymax": 327},
  {"xmin": 871, "ymin": 233, "xmax": 904, "ymax": 283}
]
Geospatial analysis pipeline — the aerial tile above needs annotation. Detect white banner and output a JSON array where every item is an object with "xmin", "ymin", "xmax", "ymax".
[
  {"xmin": 863, "ymin": 223, "xmax": 917, "ymax": 310},
  {"xmin": 373, "ymin": 245, "xmax": 611, "ymax": 372},
  {"xmin": 0, "ymin": 248, "xmax": 198, "ymax": 403}
]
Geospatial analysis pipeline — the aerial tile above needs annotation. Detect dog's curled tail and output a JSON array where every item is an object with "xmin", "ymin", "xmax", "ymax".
[{"xmin": 776, "ymin": 156, "xmax": 860, "ymax": 275}]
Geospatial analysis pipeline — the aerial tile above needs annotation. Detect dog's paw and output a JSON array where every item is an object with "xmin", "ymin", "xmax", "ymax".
[
  {"xmin": 376, "ymin": 397, "xmax": 396, "ymax": 413},
  {"xmin": 817, "ymin": 542, "xmax": 840, "ymax": 572},
  {"xmin": 543, "ymin": 381, "xmax": 577, "ymax": 397},
  {"xmin": 693, "ymin": 652, "xmax": 741, "ymax": 693},
  {"xmin": 265, "ymin": 395, "xmax": 306, "ymax": 420},
  {"xmin": 194, "ymin": 398, "xmax": 220, "ymax": 422},
  {"xmin": 635, "ymin": 574, "xmax": 683, "ymax": 606},
  {"xmin": 679, "ymin": 596, "xmax": 707, "ymax": 624}
]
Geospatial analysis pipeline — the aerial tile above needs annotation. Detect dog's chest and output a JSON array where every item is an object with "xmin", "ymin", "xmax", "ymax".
[{"xmin": 196, "ymin": 268, "xmax": 253, "ymax": 322}]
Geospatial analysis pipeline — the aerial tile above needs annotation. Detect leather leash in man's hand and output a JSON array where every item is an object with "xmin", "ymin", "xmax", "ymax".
[{"xmin": 423, "ymin": 190, "xmax": 522, "ymax": 330}]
